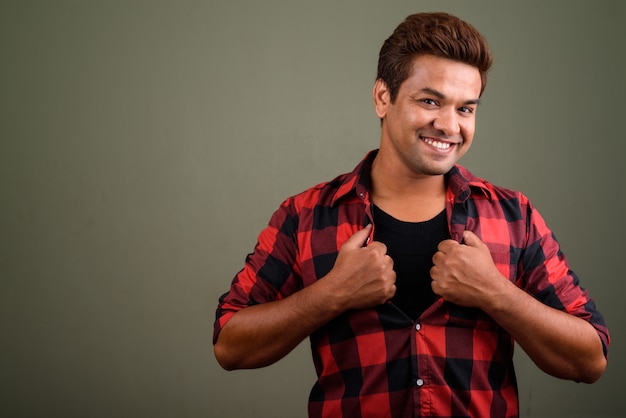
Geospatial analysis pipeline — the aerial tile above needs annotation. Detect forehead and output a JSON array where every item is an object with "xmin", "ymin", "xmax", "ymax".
[{"xmin": 402, "ymin": 55, "xmax": 482, "ymax": 98}]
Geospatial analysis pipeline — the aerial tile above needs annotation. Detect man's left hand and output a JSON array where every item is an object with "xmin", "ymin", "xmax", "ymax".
[{"xmin": 430, "ymin": 230, "xmax": 505, "ymax": 308}]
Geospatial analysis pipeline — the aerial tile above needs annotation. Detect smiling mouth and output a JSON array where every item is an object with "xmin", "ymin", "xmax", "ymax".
[{"xmin": 421, "ymin": 136, "xmax": 456, "ymax": 150}]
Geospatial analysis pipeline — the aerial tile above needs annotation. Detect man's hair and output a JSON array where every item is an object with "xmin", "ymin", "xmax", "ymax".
[{"xmin": 377, "ymin": 12, "xmax": 493, "ymax": 102}]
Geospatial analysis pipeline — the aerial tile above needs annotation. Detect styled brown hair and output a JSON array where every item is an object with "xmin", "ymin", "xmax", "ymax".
[{"xmin": 377, "ymin": 12, "xmax": 493, "ymax": 102}]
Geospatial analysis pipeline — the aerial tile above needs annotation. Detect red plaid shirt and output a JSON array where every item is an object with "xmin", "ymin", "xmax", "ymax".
[{"xmin": 214, "ymin": 150, "xmax": 609, "ymax": 418}]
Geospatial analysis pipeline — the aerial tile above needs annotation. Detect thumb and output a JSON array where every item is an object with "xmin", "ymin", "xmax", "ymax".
[
  {"xmin": 462, "ymin": 230, "xmax": 483, "ymax": 247},
  {"xmin": 343, "ymin": 224, "xmax": 373, "ymax": 249}
]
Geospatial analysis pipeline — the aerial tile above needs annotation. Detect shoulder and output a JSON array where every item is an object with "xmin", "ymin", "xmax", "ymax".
[
  {"xmin": 281, "ymin": 171, "xmax": 352, "ymax": 213},
  {"xmin": 284, "ymin": 150, "xmax": 376, "ymax": 212},
  {"xmin": 454, "ymin": 165, "xmax": 531, "ymax": 205}
]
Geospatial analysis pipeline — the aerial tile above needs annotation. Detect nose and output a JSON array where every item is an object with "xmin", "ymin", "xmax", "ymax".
[{"xmin": 432, "ymin": 107, "xmax": 460, "ymax": 136}]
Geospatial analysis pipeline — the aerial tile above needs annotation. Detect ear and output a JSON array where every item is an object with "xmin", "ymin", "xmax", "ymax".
[{"xmin": 373, "ymin": 79, "xmax": 391, "ymax": 119}]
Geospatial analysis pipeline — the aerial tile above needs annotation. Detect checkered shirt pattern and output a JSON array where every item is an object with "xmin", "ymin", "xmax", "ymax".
[{"xmin": 214, "ymin": 150, "xmax": 610, "ymax": 418}]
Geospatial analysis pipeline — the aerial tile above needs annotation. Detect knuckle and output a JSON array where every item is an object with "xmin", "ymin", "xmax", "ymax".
[{"xmin": 371, "ymin": 242, "xmax": 387, "ymax": 254}]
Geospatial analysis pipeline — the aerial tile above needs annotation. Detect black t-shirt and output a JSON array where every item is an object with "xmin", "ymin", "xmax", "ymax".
[{"xmin": 372, "ymin": 205, "xmax": 450, "ymax": 320}]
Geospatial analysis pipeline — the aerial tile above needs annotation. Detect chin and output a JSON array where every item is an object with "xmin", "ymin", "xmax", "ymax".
[
  {"xmin": 424, "ymin": 168, "xmax": 452, "ymax": 176},
  {"xmin": 417, "ymin": 162, "xmax": 456, "ymax": 176}
]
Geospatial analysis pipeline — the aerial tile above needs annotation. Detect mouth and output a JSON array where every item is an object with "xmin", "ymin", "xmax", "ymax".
[{"xmin": 420, "ymin": 136, "xmax": 458, "ymax": 151}]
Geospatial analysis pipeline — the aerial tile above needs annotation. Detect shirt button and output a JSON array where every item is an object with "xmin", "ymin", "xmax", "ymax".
[
  {"xmin": 416, "ymin": 378, "xmax": 424, "ymax": 387},
  {"xmin": 415, "ymin": 323, "xmax": 421, "ymax": 331}
]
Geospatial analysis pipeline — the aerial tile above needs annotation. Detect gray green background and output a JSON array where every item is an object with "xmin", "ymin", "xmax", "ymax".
[{"xmin": 1, "ymin": 1, "xmax": 624, "ymax": 417}]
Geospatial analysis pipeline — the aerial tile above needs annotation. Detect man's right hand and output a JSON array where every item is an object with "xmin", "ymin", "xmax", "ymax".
[
  {"xmin": 324, "ymin": 224, "xmax": 396, "ymax": 311},
  {"xmin": 215, "ymin": 224, "xmax": 396, "ymax": 370}
]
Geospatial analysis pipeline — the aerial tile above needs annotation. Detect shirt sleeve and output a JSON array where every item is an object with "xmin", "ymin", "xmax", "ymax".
[
  {"xmin": 519, "ymin": 200, "xmax": 610, "ymax": 358},
  {"xmin": 213, "ymin": 198, "xmax": 301, "ymax": 344}
]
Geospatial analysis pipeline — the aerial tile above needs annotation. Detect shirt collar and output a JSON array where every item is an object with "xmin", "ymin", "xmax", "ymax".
[
  {"xmin": 446, "ymin": 164, "xmax": 494, "ymax": 203},
  {"xmin": 331, "ymin": 150, "xmax": 377, "ymax": 206},
  {"xmin": 331, "ymin": 149, "xmax": 494, "ymax": 206}
]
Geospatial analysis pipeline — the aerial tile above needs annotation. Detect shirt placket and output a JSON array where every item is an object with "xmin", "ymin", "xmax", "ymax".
[{"xmin": 414, "ymin": 309, "xmax": 442, "ymax": 417}]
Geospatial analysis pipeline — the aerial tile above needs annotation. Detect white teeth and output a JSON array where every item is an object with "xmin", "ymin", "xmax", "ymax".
[{"xmin": 422, "ymin": 137, "xmax": 452, "ymax": 150}]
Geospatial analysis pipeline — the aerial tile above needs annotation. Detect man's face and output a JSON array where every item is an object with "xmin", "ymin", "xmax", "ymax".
[{"xmin": 374, "ymin": 55, "xmax": 482, "ymax": 177}]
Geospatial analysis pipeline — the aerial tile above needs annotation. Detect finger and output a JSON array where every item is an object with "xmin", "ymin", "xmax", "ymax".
[
  {"xmin": 437, "ymin": 238, "xmax": 459, "ymax": 252},
  {"xmin": 431, "ymin": 251, "xmax": 443, "ymax": 266},
  {"xmin": 430, "ymin": 265, "xmax": 438, "ymax": 279},
  {"xmin": 431, "ymin": 279, "xmax": 443, "ymax": 297},
  {"xmin": 342, "ymin": 224, "xmax": 373, "ymax": 250},
  {"xmin": 461, "ymin": 230, "xmax": 483, "ymax": 247},
  {"xmin": 388, "ymin": 284, "xmax": 397, "ymax": 302},
  {"xmin": 368, "ymin": 241, "xmax": 388, "ymax": 255}
]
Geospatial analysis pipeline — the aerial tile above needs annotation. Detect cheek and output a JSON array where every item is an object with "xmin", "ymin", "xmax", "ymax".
[
  {"xmin": 390, "ymin": 110, "xmax": 423, "ymax": 137},
  {"xmin": 460, "ymin": 121, "xmax": 476, "ymax": 144}
]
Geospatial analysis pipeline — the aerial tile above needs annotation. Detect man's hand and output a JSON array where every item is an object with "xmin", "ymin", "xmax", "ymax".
[
  {"xmin": 324, "ymin": 224, "xmax": 396, "ymax": 311},
  {"xmin": 430, "ymin": 230, "xmax": 607, "ymax": 383},
  {"xmin": 430, "ymin": 230, "xmax": 505, "ymax": 309},
  {"xmin": 215, "ymin": 224, "xmax": 396, "ymax": 370}
]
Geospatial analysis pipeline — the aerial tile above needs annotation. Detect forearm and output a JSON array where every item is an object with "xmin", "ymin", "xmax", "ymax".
[
  {"xmin": 484, "ymin": 279, "xmax": 606, "ymax": 383},
  {"xmin": 214, "ymin": 278, "xmax": 342, "ymax": 370}
]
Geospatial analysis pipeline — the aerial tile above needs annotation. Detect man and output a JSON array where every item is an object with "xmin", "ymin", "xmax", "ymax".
[{"xmin": 213, "ymin": 12, "xmax": 609, "ymax": 418}]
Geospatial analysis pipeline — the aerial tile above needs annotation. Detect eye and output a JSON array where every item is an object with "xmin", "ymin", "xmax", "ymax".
[
  {"xmin": 422, "ymin": 98, "xmax": 438, "ymax": 106},
  {"xmin": 458, "ymin": 106, "xmax": 475, "ymax": 114}
]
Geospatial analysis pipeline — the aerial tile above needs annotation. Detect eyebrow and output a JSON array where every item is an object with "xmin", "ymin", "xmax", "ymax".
[{"xmin": 420, "ymin": 87, "xmax": 481, "ymax": 106}]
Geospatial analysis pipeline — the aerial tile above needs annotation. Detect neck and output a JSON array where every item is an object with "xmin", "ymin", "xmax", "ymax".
[{"xmin": 370, "ymin": 154, "xmax": 447, "ymax": 222}]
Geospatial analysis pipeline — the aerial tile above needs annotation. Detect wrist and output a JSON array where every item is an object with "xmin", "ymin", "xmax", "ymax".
[
  {"xmin": 481, "ymin": 272, "xmax": 516, "ymax": 314},
  {"xmin": 317, "ymin": 271, "xmax": 350, "ymax": 316}
]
